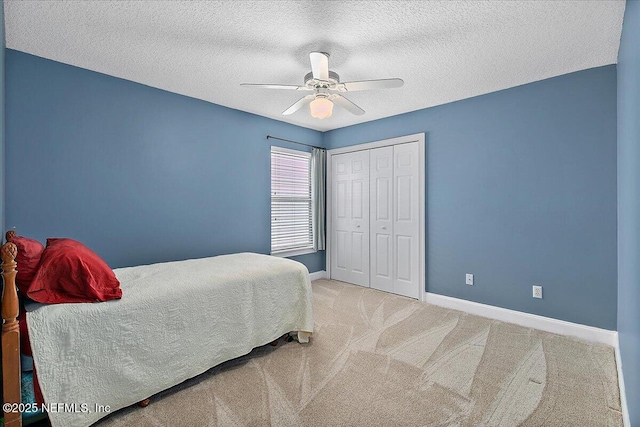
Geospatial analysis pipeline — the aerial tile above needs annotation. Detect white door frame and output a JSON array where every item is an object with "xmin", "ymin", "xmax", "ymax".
[{"xmin": 326, "ymin": 133, "xmax": 426, "ymax": 301}]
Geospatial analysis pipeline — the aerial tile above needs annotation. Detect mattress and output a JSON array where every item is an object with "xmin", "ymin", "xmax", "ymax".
[{"xmin": 26, "ymin": 253, "xmax": 314, "ymax": 427}]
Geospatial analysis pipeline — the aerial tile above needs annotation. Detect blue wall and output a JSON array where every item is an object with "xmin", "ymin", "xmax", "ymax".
[
  {"xmin": 325, "ymin": 66, "xmax": 618, "ymax": 330},
  {"xmin": 617, "ymin": 0, "xmax": 640, "ymax": 423},
  {"xmin": 5, "ymin": 50, "xmax": 325, "ymax": 272},
  {"xmin": 1, "ymin": 0, "xmax": 5, "ymax": 233}
]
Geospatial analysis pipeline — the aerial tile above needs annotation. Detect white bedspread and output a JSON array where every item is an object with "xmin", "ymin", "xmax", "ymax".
[{"xmin": 26, "ymin": 253, "xmax": 314, "ymax": 427}]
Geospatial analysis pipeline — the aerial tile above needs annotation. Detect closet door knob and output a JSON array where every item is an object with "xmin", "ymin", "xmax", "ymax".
[
  {"xmin": 382, "ymin": 226, "xmax": 387, "ymax": 230},
  {"xmin": 356, "ymin": 225, "xmax": 360, "ymax": 228}
]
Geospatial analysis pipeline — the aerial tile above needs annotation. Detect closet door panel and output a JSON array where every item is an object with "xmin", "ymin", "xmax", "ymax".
[
  {"xmin": 331, "ymin": 150, "xmax": 370, "ymax": 287},
  {"xmin": 396, "ymin": 235, "xmax": 412, "ymax": 281},
  {"xmin": 331, "ymin": 153, "xmax": 352, "ymax": 283},
  {"xmin": 335, "ymin": 230, "xmax": 348, "ymax": 270},
  {"xmin": 348, "ymin": 151, "xmax": 370, "ymax": 286},
  {"xmin": 351, "ymin": 231, "xmax": 365, "ymax": 273},
  {"xmin": 370, "ymin": 146, "xmax": 394, "ymax": 293},
  {"xmin": 375, "ymin": 234, "xmax": 391, "ymax": 277},
  {"xmin": 352, "ymin": 180, "xmax": 364, "ymax": 219},
  {"xmin": 393, "ymin": 142, "xmax": 420, "ymax": 299}
]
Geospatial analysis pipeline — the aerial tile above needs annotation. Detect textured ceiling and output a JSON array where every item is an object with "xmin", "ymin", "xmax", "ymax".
[{"xmin": 4, "ymin": 1, "xmax": 625, "ymax": 132}]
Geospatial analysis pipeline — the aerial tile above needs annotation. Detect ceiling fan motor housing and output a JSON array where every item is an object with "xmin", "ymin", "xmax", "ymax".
[{"xmin": 304, "ymin": 71, "xmax": 341, "ymax": 89}]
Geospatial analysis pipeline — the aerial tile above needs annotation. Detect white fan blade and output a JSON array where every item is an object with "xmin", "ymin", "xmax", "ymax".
[
  {"xmin": 240, "ymin": 83, "xmax": 310, "ymax": 91},
  {"xmin": 282, "ymin": 96, "xmax": 314, "ymax": 115},
  {"xmin": 332, "ymin": 95, "xmax": 365, "ymax": 116},
  {"xmin": 340, "ymin": 78, "xmax": 404, "ymax": 92},
  {"xmin": 310, "ymin": 52, "xmax": 329, "ymax": 80}
]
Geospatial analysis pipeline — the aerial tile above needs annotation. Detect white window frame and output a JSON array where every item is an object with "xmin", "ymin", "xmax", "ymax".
[{"xmin": 270, "ymin": 146, "xmax": 316, "ymax": 258}]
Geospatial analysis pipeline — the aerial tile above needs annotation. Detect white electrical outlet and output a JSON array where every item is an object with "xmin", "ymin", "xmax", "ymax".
[
  {"xmin": 532, "ymin": 285, "xmax": 543, "ymax": 299},
  {"xmin": 466, "ymin": 274, "xmax": 474, "ymax": 286}
]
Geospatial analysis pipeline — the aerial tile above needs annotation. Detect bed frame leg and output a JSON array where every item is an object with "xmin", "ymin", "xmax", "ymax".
[
  {"xmin": 138, "ymin": 398, "xmax": 151, "ymax": 408},
  {"xmin": 296, "ymin": 331, "xmax": 311, "ymax": 344},
  {"xmin": 2, "ymin": 241, "xmax": 21, "ymax": 427}
]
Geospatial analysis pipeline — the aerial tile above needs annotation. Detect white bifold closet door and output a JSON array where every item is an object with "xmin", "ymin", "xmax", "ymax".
[
  {"xmin": 370, "ymin": 146, "xmax": 394, "ymax": 292},
  {"xmin": 389, "ymin": 142, "xmax": 420, "ymax": 299},
  {"xmin": 332, "ymin": 141, "xmax": 420, "ymax": 299},
  {"xmin": 331, "ymin": 150, "xmax": 370, "ymax": 287}
]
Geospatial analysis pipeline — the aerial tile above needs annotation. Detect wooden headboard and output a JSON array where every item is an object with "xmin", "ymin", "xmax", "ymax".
[{"xmin": 2, "ymin": 231, "xmax": 22, "ymax": 426}]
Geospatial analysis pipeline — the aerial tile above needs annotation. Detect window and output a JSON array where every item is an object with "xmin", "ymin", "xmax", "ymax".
[{"xmin": 271, "ymin": 147, "xmax": 313, "ymax": 256}]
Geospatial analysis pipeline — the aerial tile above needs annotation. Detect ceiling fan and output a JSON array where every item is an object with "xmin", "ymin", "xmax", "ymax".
[{"xmin": 240, "ymin": 52, "xmax": 404, "ymax": 119}]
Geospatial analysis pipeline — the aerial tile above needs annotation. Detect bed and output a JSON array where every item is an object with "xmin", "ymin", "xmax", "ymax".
[{"xmin": 1, "ymin": 232, "xmax": 314, "ymax": 427}]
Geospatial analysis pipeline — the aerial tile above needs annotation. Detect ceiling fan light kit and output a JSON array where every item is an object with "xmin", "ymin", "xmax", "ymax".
[
  {"xmin": 241, "ymin": 52, "xmax": 404, "ymax": 120},
  {"xmin": 309, "ymin": 96, "xmax": 333, "ymax": 119}
]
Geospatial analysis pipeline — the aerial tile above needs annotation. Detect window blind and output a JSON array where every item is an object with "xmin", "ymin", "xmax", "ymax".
[{"xmin": 271, "ymin": 147, "xmax": 313, "ymax": 254}]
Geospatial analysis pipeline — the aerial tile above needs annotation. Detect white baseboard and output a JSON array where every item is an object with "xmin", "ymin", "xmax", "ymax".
[
  {"xmin": 309, "ymin": 270, "xmax": 327, "ymax": 281},
  {"xmin": 423, "ymin": 292, "xmax": 617, "ymax": 347},
  {"xmin": 615, "ymin": 334, "xmax": 631, "ymax": 427}
]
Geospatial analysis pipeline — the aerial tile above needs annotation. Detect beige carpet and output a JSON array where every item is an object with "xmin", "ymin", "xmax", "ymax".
[{"xmin": 96, "ymin": 279, "xmax": 622, "ymax": 427}]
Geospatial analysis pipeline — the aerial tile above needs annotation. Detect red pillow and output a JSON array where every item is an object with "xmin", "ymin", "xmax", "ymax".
[
  {"xmin": 7, "ymin": 236, "xmax": 45, "ymax": 295},
  {"xmin": 27, "ymin": 238, "xmax": 122, "ymax": 304}
]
